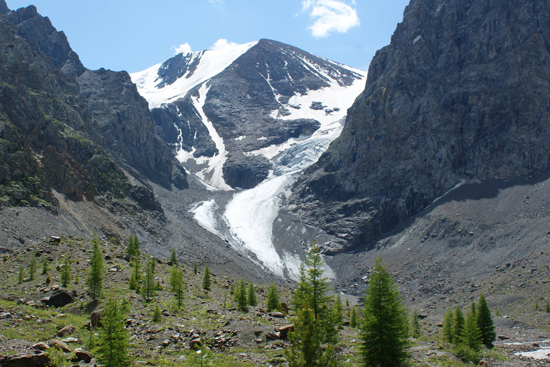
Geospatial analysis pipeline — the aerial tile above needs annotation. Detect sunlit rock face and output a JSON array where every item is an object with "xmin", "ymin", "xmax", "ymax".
[{"xmin": 289, "ymin": 0, "xmax": 550, "ymax": 254}]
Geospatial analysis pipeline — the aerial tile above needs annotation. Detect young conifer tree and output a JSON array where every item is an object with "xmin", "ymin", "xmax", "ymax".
[
  {"xmin": 18, "ymin": 266, "xmax": 24, "ymax": 284},
  {"xmin": 266, "ymin": 282, "xmax": 280, "ymax": 312},
  {"xmin": 442, "ymin": 307, "xmax": 454, "ymax": 343},
  {"xmin": 193, "ymin": 261, "xmax": 198, "ymax": 275},
  {"xmin": 129, "ymin": 256, "xmax": 142, "ymax": 293},
  {"xmin": 234, "ymin": 278, "xmax": 248, "ymax": 311},
  {"xmin": 170, "ymin": 266, "xmax": 185, "ymax": 308},
  {"xmin": 87, "ymin": 235, "xmax": 104, "ymax": 301},
  {"xmin": 42, "ymin": 257, "xmax": 49, "ymax": 275},
  {"xmin": 126, "ymin": 234, "xmax": 139, "ymax": 258},
  {"xmin": 452, "ymin": 307, "xmax": 465, "ymax": 345},
  {"xmin": 60, "ymin": 257, "xmax": 71, "ymax": 288},
  {"xmin": 142, "ymin": 257, "xmax": 156, "ymax": 301},
  {"xmin": 170, "ymin": 248, "xmax": 178, "ymax": 266},
  {"xmin": 247, "ymin": 282, "xmax": 257, "ymax": 307},
  {"xmin": 462, "ymin": 303, "xmax": 482, "ymax": 352},
  {"xmin": 292, "ymin": 245, "xmax": 337, "ymax": 344},
  {"xmin": 96, "ymin": 298, "xmax": 130, "ymax": 367},
  {"xmin": 286, "ymin": 244, "xmax": 339, "ymax": 366},
  {"xmin": 285, "ymin": 300, "xmax": 337, "ymax": 367},
  {"xmin": 349, "ymin": 306, "xmax": 358, "ymax": 328},
  {"xmin": 332, "ymin": 293, "xmax": 343, "ymax": 327},
  {"xmin": 29, "ymin": 256, "xmax": 37, "ymax": 281},
  {"xmin": 152, "ymin": 304, "xmax": 162, "ymax": 323},
  {"xmin": 361, "ymin": 257, "xmax": 409, "ymax": 367},
  {"xmin": 411, "ymin": 309, "xmax": 421, "ymax": 338},
  {"xmin": 202, "ymin": 265, "xmax": 211, "ymax": 292},
  {"xmin": 476, "ymin": 294, "xmax": 496, "ymax": 348}
]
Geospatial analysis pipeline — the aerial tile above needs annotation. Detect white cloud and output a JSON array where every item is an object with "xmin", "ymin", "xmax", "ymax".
[
  {"xmin": 172, "ymin": 43, "xmax": 193, "ymax": 55},
  {"xmin": 209, "ymin": 39, "xmax": 238, "ymax": 51},
  {"xmin": 302, "ymin": 0, "xmax": 360, "ymax": 38},
  {"xmin": 208, "ymin": 0, "xmax": 223, "ymax": 3}
]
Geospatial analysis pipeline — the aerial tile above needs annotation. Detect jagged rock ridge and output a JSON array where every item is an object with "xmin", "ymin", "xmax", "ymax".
[
  {"xmin": 0, "ymin": 1, "xmax": 187, "ymax": 210},
  {"xmin": 289, "ymin": 0, "xmax": 550, "ymax": 253}
]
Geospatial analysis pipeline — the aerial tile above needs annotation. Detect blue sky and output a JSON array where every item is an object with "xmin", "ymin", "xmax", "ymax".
[{"xmin": 7, "ymin": 0, "xmax": 410, "ymax": 73}]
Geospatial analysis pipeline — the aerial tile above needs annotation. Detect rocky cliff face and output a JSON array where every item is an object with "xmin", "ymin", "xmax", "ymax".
[
  {"xmin": 0, "ymin": 1, "xmax": 187, "ymax": 209},
  {"xmin": 289, "ymin": 0, "xmax": 550, "ymax": 253}
]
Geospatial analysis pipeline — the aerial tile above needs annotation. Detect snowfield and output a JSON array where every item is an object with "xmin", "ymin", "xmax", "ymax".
[{"xmin": 130, "ymin": 41, "xmax": 258, "ymax": 109}]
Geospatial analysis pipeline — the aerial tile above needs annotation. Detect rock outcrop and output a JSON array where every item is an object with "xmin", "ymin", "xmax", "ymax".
[
  {"xmin": 289, "ymin": 0, "xmax": 550, "ymax": 253},
  {"xmin": 0, "ymin": 1, "xmax": 187, "ymax": 210}
]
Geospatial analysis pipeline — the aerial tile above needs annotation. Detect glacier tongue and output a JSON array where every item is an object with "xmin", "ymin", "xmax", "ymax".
[{"xmin": 188, "ymin": 74, "xmax": 366, "ymax": 278}]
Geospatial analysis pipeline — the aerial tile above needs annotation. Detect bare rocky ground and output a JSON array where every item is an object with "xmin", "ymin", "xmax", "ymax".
[
  {"xmin": 327, "ymin": 174, "xmax": 550, "ymax": 365},
  {"xmin": 2, "ymin": 173, "xmax": 550, "ymax": 365},
  {"xmin": 0, "ymin": 174, "xmax": 277, "ymax": 285}
]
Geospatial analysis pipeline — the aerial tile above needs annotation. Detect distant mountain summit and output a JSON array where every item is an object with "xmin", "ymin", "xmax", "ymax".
[
  {"xmin": 288, "ymin": 0, "xmax": 550, "ymax": 254},
  {"xmin": 132, "ymin": 39, "xmax": 366, "ymax": 190}
]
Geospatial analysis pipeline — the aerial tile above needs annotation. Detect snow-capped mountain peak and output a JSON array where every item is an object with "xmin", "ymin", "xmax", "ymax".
[
  {"xmin": 131, "ymin": 41, "xmax": 258, "ymax": 109},
  {"xmin": 131, "ymin": 39, "xmax": 366, "ymax": 278}
]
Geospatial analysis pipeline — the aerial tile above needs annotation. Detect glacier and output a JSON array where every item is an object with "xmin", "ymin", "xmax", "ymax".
[{"xmin": 131, "ymin": 40, "xmax": 367, "ymax": 279}]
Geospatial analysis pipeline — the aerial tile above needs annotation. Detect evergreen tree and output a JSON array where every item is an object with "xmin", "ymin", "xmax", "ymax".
[
  {"xmin": 126, "ymin": 234, "xmax": 139, "ymax": 258},
  {"xmin": 546, "ymin": 301, "xmax": 550, "ymax": 313},
  {"xmin": 142, "ymin": 257, "xmax": 156, "ymax": 301},
  {"xmin": 286, "ymin": 244, "xmax": 338, "ymax": 365},
  {"xmin": 442, "ymin": 307, "xmax": 454, "ymax": 344},
  {"xmin": 170, "ymin": 248, "xmax": 178, "ymax": 266},
  {"xmin": 129, "ymin": 272, "xmax": 137, "ymax": 291},
  {"xmin": 247, "ymin": 282, "xmax": 257, "ymax": 307},
  {"xmin": 349, "ymin": 306, "xmax": 358, "ymax": 329},
  {"xmin": 411, "ymin": 309, "xmax": 421, "ymax": 338},
  {"xmin": 29, "ymin": 256, "xmax": 37, "ymax": 281},
  {"xmin": 18, "ymin": 266, "xmax": 24, "ymax": 284},
  {"xmin": 361, "ymin": 257, "xmax": 409, "ymax": 367},
  {"xmin": 152, "ymin": 304, "xmax": 161, "ymax": 323},
  {"xmin": 170, "ymin": 266, "xmax": 185, "ymax": 308},
  {"xmin": 285, "ymin": 300, "xmax": 338, "ymax": 367},
  {"xmin": 266, "ymin": 282, "xmax": 280, "ymax": 312},
  {"xmin": 42, "ymin": 257, "xmax": 49, "ymax": 275},
  {"xmin": 462, "ymin": 303, "xmax": 482, "ymax": 352},
  {"xmin": 476, "ymin": 294, "xmax": 496, "ymax": 348},
  {"xmin": 193, "ymin": 261, "xmax": 198, "ymax": 275},
  {"xmin": 452, "ymin": 307, "xmax": 465, "ymax": 345},
  {"xmin": 129, "ymin": 257, "xmax": 141, "ymax": 293},
  {"xmin": 234, "ymin": 278, "xmax": 248, "ymax": 311},
  {"xmin": 95, "ymin": 298, "xmax": 130, "ymax": 367},
  {"xmin": 87, "ymin": 235, "xmax": 104, "ymax": 301},
  {"xmin": 202, "ymin": 265, "xmax": 211, "ymax": 292},
  {"xmin": 293, "ymin": 263, "xmax": 308, "ymax": 309},
  {"xmin": 332, "ymin": 293, "xmax": 343, "ymax": 327},
  {"xmin": 293, "ymin": 245, "xmax": 337, "ymax": 344},
  {"xmin": 60, "ymin": 257, "xmax": 71, "ymax": 288}
]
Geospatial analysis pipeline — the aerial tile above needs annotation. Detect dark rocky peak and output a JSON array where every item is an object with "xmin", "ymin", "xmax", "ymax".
[
  {"xmin": 156, "ymin": 50, "xmax": 205, "ymax": 89},
  {"xmin": 78, "ymin": 67, "xmax": 188, "ymax": 190},
  {"xmin": 7, "ymin": 4, "xmax": 85, "ymax": 76},
  {"xmin": 0, "ymin": 0, "xmax": 9, "ymax": 15},
  {"xmin": 0, "ymin": 1, "xmax": 187, "ymax": 213},
  {"xmin": 233, "ymin": 39, "xmax": 363, "ymax": 97},
  {"xmin": 289, "ymin": 0, "xmax": 550, "ymax": 254}
]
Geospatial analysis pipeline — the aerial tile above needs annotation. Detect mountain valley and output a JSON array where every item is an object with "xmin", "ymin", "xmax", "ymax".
[{"xmin": 1, "ymin": 0, "xmax": 550, "ymax": 365}]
